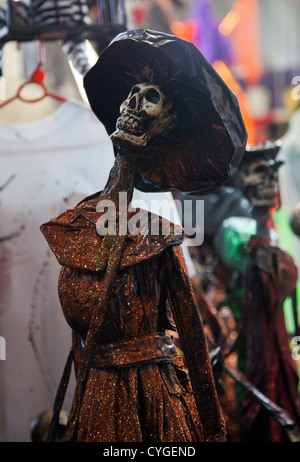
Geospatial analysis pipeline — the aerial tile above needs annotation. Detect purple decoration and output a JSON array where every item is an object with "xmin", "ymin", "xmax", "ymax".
[{"xmin": 189, "ymin": 0, "xmax": 233, "ymax": 64}]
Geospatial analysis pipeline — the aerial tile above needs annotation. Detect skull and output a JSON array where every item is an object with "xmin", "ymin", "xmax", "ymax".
[
  {"xmin": 110, "ymin": 82, "xmax": 176, "ymax": 149},
  {"xmin": 240, "ymin": 159, "xmax": 282, "ymax": 208}
]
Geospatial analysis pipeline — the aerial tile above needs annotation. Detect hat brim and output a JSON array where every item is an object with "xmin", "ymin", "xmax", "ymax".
[
  {"xmin": 84, "ymin": 29, "xmax": 247, "ymax": 195},
  {"xmin": 240, "ymin": 140, "xmax": 282, "ymax": 167}
]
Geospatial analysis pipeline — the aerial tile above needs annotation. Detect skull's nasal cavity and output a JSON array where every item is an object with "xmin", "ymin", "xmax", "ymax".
[{"xmin": 129, "ymin": 97, "xmax": 137, "ymax": 109}]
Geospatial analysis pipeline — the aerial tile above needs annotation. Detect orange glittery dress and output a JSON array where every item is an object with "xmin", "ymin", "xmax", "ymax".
[
  {"xmin": 41, "ymin": 187, "xmax": 226, "ymax": 442},
  {"xmin": 40, "ymin": 28, "xmax": 248, "ymax": 443}
]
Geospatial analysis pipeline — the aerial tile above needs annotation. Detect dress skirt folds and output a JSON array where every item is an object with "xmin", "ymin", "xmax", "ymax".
[
  {"xmin": 58, "ymin": 261, "xmax": 202, "ymax": 442},
  {"xmin": 74, "ymin": 342, "xmax": 202, "ymax": 442}
]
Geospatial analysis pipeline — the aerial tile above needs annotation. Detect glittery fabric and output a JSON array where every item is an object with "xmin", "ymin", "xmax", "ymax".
[
  {"xmin": 40, "ymin": 193, "xmax": 183, "ymax": 272},
  {"xmin": 242, "ymin": 236, "xmax": 300, "ymax": 441},
  {"xmin": 90, "ymin": 332, "xmax": 178, "ymax": 369},
  {"xmin": 41, "ymin": 189, "xmax": 226, "ymax": 442}
]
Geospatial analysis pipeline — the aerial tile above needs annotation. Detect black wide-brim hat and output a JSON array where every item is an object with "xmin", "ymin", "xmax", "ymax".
[
  {"xmin": 240, "ymin": 140, "xmax": 282, "ymax": 167},
  {"xmin": 84, "ymin": 29, "xmax": 248, "ymax": 195}
]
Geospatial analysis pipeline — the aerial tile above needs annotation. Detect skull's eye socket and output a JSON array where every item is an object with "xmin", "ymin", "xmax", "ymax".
[
  {"xmin": 145, "ymin": 89, "xmax": 160, "ymax": 104},
  {"xmin": 253, "ymin": 165, "xmax": 269, "ymax": 175},
  {"xmin": 130, "ymin": 86, "xmax": 140, "ymax": 96}
]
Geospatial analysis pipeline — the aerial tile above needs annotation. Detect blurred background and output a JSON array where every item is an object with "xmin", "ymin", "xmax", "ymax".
[{"xmin": 2, "ymin": 0, "xmax": 300, "ymax": 139}]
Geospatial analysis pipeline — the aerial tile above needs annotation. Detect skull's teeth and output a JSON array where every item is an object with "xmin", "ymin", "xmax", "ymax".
[{"xmin": 116, "ymin": 114, "xmax": 146, "ymax": 136}]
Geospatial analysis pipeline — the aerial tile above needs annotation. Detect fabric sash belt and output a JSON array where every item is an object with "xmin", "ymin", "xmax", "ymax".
[{"xmin": 90, "ymin": 332, "xmax": 178, "ymax": 369}]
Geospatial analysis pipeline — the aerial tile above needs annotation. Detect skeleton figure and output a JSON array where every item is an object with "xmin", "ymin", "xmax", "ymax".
[
  {"xmin": 233, "ymin": 142, "xmax": 300, "ymax": 442},
  {"xmin": 235, "ymin": 142, "xmax": 283, "ymax": 236},
  {"xmin": 41, "ymin": 30, "xmax": 247, "ymax": 443}
]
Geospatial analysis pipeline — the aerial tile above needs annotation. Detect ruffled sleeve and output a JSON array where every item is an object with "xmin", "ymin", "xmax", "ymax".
[{"xmin": 164, "ymin": 245, "xmax": 226, "ymax": 442}]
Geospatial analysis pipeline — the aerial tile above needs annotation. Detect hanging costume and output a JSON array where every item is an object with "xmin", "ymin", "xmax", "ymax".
[{"xmin": 41, "ymin": 29, "xmax": 247, "ymax": 442}]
